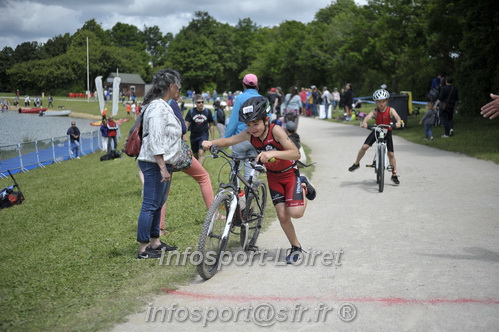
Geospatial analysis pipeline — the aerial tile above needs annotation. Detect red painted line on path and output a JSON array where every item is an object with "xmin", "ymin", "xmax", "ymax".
[{"xmin": 161, "ymin": 289, "xmax": 499, "ymax": 305}]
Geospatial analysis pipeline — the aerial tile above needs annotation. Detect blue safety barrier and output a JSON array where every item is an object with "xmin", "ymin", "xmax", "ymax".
[{"xmin": 0, "ymin": 130, "xmax": 103, "ymax": 177}]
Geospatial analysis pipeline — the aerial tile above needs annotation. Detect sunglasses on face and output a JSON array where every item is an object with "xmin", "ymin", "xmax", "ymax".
[{"xmin": 196, "ymin": 101, "xmax": 204, "ymax": 104}]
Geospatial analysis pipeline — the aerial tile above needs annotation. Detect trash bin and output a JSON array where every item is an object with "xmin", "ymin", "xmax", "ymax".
[{"xmin": 388, "ymin": 94, "xmax": 409, "ymax": 125}]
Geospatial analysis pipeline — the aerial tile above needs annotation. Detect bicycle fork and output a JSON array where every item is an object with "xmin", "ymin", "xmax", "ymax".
[{"xmin": 221, "ymin": 194, "xmax": 238, "ymax": 240}]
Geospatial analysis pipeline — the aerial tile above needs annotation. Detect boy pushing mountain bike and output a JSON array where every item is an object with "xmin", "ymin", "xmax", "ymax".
[{"xmin": 202, "ymin": 96, "xmax": 316, "ymax": 264}]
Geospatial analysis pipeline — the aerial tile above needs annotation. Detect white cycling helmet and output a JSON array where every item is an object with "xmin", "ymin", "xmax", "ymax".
[{"xmin": 373, "ymin": 89, "xmax": 390, "ymax": 100}]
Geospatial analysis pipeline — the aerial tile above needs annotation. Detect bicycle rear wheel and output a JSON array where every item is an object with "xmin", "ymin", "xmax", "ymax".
[
  {"xmin": 240, "ymin": 180, "xmax": 267, "ymax": 251},
  {"xmin": 378, "ymin": 145, "xmax": 385, "ymax": 192},
  {"xmin": 197, "ymin": 192, "xmax": 231, "ymax": 280}
]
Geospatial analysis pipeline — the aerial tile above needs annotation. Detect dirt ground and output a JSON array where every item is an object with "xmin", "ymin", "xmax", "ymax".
[{"xmin": 108, "ymin": 116, "xmax": 499, "ymax": 332}]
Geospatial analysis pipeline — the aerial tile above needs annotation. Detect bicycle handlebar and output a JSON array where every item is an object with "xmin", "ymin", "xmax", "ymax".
[
  {"xmin": 210, "ymin": 145, "xmax": 265, "ymax": 172},
  {"xmin": 366, "ymin": 124, "xmax": 394, "ymax": 130}
]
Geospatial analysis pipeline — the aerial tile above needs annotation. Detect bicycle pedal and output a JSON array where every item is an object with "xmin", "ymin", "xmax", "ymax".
[{"xmin": 247, "ymin": 245, "xmax": 259, "ymax": 252}]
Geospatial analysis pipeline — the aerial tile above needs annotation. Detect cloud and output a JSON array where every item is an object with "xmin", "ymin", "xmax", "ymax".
[
  {"xmin": 0, "ymin": 0, "xmax": 80, "ymax": 47},
  {"xmin": 0, "ymin": 0, "xmax": 368, "ymax": 49}
]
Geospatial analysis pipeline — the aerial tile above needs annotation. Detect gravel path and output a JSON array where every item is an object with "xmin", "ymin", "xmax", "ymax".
[{"xmin": 108, "ymin": 117, "xmax": 499, "ymax": 331}]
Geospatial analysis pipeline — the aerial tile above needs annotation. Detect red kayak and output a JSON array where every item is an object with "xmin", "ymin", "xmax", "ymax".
[{"xmin": 19, "ymin": 108, "xmax": 47, "ymax": 114}]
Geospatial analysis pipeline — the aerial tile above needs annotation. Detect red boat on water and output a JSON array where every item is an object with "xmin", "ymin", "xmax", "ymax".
[{"xmin": 19, "ymin": 107, "xmax": 48, "ymax": 114}]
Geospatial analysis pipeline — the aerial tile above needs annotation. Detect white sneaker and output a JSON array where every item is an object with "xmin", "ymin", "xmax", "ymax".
[
  {"xmin": 449, "ymin": 129, "xmax": 454, "ymax": 136},
  {"xmin": 441, "ymin": 135, "xmax": 449, "ymax": 138}
]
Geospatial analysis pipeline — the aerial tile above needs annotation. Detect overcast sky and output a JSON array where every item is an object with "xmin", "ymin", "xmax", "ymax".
[{"xmin": 0, "ymin": 0, "xmax": 367, "ymax": 49}]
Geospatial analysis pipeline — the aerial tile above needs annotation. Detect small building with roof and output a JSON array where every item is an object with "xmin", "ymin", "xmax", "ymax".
[{"xmin": 106, "ymin": 72, "xmax": 146, "ymax": 98}]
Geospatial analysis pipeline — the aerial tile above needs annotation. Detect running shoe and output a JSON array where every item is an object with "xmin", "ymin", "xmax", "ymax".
[
  {"xmin": 300, "ymin": 175, "xmax": 316, "ymax": 200},
  {"xmin": 286, "ymin": 246, "xmax": 304, "ymax": 264},
  {"xmin": 348, "ymin": 163, "xmax": 360, "ymax": 172},
  {"xmin": 149, "ymin": 241, "xmax": 178, "ymax": 252},
  {"xmin": 137, "ymin": 247, "xmax": 163, "ymax": 259},
  {"xmin": 391, "ymin": 175, "xmax": 400, "ymax": 185},
  {"xmin": 449, "ymin": 129, "xmax": 454, "ymax": 136}
]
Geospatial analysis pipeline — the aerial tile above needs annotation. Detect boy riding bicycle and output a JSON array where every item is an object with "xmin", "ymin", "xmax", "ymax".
[
  {"xmin": 348, "ymin": 89, "xmax": 402, "ymax": 185},
  {"xmin": 202, "ymin": 96, "xmax": 316, "ymax": 264}
]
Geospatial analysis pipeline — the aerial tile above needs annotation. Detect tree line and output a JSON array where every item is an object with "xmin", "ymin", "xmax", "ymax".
[{"xmin": 0, "ymin": 0, "xmax": 497, "ymax": 116}]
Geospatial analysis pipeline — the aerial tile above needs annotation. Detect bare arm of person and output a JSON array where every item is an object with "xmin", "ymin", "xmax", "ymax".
[
  {"xmin": 360, "ymin": 110, "xmax": 375, "ymax": 128},
  {"xmin": 389, "ymin": 108, "xmax": 402, "ymax": 128},
  {"xmin": 202, "ymin": 130, "xmax": 250, "ymax": 150},
  {"xmin": 256, "ymin": 125, "xmax": 300, "ymax": 163},
  {"xmin": 154, "ymin": 155, "xmax": 170, "ymax": 182}
]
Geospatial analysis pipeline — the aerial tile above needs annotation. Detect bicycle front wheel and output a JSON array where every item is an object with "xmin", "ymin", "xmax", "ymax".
[
  {"xmin": 197, "ymin": 192, "xmax": 232, "ymax": 280},
  {"xmin": 240, "ymin": 180, "xmax": 267, "ymax": 251},
  {"xmin": 378, "ymin": 145, "xmax": 385, "ymax": 192}
]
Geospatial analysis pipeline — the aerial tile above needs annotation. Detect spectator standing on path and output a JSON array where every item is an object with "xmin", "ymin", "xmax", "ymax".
[
  {"xmin": 282, "ymin": 86, "xmax": 303, "ymax": 127},
  {"xmin": 322, "ymin": 86, "xmax": 332, "ymax": 119},
  {"xmin": 106, "ymin": 116, "xmax": 119, "ymax": 152},
  {"xmin": 299, "ymin": 88, "xmax": 308, "ymax": 116},
  {"xmin": 48, "ymin": 95, "xmax": 53, "ymax": 108},
  {"xmin": 100, "ymin": 118, "xmax": 109, "ymax": 151},
  {"xmin": 24, "ymin": 95, "xmax": 30, "ymax": 107},
  {"xmin": 332, "ymin": 88, "xmax": 340, "ymax": 112},
  {"xmin": 67, "ymin": 121, "xmax": 82, "ymax": 159},
  {"xmin": 435, "ymin": 76, "xmax": 459, "ymax": 138},
  {"xmin": 419, "ymin": 102, "xmax": 437, "ymax": 141},
  {"xmin": 224, "ymin": 73, "xmax": 261, "ymax": 180},
  {"xmin": 310, "ymin": 86, "xmax": 320, "ymax": 117},
  {"xmin": 136, "ymin": 68, "xmax": 182, "ymax": 259},
  {"xmin": 267, "ymin": 87, "xmax": 278, "ymax": 120},
  {"xmin": 185, "ymin": 96, "xmax": 215, "ymax": 165},
  {"xmin": 213, "ymin": 100, "xmax": 227, "ymax": 138},
  {"xmin": 343, "ymin": 83, "xmax": 354, "ymax": 121}
]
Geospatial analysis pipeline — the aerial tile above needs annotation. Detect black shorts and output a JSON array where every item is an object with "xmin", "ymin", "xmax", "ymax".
[
  {"xmin": 190, "ymin": 134, "xmax": 208, "ymax": 153},
  {"xmin": 364, "ymin": 131, "xmax": 394, "ymax": 153}
]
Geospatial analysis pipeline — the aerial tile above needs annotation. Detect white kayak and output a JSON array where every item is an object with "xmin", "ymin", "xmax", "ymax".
[{"xmin": 40, "ymin": 110, "xmax": 72, "ymax": 116}]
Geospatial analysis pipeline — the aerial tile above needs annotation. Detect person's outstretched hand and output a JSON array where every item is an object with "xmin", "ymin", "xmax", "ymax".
[{"xmin": 480, "ymin": 93, "xmax": 499, "ymax": 119}]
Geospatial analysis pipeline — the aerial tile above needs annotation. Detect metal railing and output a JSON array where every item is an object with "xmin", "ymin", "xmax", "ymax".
[{"xmin": 0, "ymin": 130, "xmax": 103, "ymax": 177}]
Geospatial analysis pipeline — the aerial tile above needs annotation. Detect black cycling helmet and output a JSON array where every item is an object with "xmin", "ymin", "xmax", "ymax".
[{"xmin": 239, "ymin": 96, "xmax": 270, "ymax": 123}]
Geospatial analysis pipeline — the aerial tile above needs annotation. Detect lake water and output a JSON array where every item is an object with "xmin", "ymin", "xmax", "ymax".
[{"xmin": 0, "ymin": 111, "xmax": 98, "ymax": 146}]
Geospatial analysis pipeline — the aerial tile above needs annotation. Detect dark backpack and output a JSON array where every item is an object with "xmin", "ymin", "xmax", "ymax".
[{"xmin": 124, "ymin": 107, "xmax": 148, "ymax": 157}]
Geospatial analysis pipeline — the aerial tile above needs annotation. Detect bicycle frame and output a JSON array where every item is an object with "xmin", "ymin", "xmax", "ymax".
[
  {"xmin": 373, "ymin": 127, "xmax": 389, "ymax": 173},
  {"xmin": 367, "ymin": 124, "xmax": 392, "ymax": 192},
  {"xmin": 210, "ymin": 147, "xmax": 265, "ymax": 239}
]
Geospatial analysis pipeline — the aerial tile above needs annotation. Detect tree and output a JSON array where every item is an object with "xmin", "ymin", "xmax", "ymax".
[
  {"xmin": 41, "ymin": 33, "xmax": 72, "ymax": 58},
  {"xmin": 0, "ymin": 47, "xmax": 14, "ymax": 92},
  {"xmin": 143, "ymin": 25, "xmax": 171, "ymax": 69}
]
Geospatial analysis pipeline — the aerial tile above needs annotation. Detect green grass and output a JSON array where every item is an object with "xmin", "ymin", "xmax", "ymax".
[
  {"xmin": 0, "ymin": 95, "xmax": 277, "ymax": 331},
  {"xmin": 326, "ymin": 104, "xmax": 499, "ymax": 164},
  {"xmin": 0, "ymin": 146, "xmax": 279, "ymax": 331}
]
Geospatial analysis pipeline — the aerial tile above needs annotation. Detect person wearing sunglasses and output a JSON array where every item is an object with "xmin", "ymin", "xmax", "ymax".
[{"xmin": 185, "ymin": 97, "xmax": 215, "ymax": 165}]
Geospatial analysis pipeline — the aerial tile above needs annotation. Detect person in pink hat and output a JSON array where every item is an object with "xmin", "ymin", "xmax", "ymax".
[{"xmin": 223, "ymin": 73, "xmax": 262, "ymax": 179}]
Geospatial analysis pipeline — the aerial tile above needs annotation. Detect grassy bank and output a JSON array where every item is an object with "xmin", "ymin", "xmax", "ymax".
[{"xmin": 1, "ymin": 95, "xmax": 307, "ymax": 331}]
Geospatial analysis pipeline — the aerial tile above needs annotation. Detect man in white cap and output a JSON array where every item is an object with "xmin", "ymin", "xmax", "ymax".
[{"xmin": 224, "ymin": 73, "xmax": 261, "ymax": 179}]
